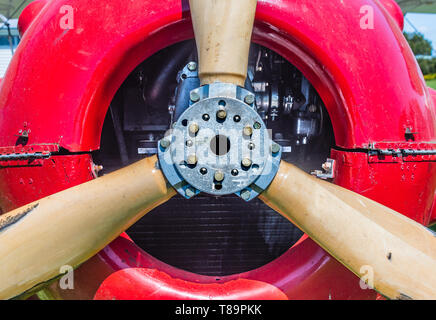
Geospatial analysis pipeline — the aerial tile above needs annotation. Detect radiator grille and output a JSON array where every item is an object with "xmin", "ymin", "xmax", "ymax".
[{"xmin": 127, "ymin": 194, "xmax": 303, "ymax": 276}]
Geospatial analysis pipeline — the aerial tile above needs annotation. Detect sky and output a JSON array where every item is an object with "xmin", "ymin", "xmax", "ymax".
[{"xmin": 404, "ymin": 13, "xmax": 436, "ymax": 55}]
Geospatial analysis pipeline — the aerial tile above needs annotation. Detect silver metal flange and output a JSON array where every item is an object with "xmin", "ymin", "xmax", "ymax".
[{"xmin": 158, "ymin": 83, "xmax": 282, "ymax": 201}]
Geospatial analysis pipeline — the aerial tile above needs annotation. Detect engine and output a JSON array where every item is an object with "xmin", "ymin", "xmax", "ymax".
[{"xmin": 92, "ymin": 41, "xmax": 334, "ymax": 276}]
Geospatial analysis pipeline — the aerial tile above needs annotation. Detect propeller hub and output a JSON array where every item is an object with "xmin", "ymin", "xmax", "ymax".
[{"xmin": 158, "ymin": 83, "xmax": 282, "ymax": 201}]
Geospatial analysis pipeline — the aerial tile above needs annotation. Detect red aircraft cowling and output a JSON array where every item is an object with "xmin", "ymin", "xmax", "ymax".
[{"xmin": 0, "ymin": 0, "xmax": 435, "ymax": 300}]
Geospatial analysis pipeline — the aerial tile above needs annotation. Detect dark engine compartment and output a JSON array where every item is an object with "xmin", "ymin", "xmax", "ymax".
[{"xmin": 92, "ymin": 40, "xmax": 335, "ymax": 276}]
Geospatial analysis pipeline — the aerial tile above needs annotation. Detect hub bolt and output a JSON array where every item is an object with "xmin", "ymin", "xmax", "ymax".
[
  {"xmin": 185, "ymin": 187, "xmax": 196, "ymax": 198},
  {"xmin": 202, "ymin": 114, "xmax": 210, "ymax": 121},
  {"xmin": 189, "ymin": 123, "xmax": 199, "ymax": 135},
  {"xmin": 160, "ymin": 139, "xmax": 171, "ymax": 148},
  {"xmin": 243, "ymin": 125, "xmax": 253, "ymax": 137},
  {"xmin": 190, "ymin": 91, "xmax": 200, "ymax": 103},
  {"xmin": 241, "ymin": 189, "xmax": 251, "ymax": 201},
  {"xmin": 214, "ymin": 170, "xmax": 225, "ymax": 182},
  {"xmin": 186, "ymin": 140, "xmax": 193, "ymax": 147},
  {"xmin": 244, "ymin": 94, "xmax": 255, "ymax": 105},
  {"xmin": 231, "ymin": 169, "xmax": 239, "ymax": 176},
  {"xmin": 248, "ymin": 142, "xmax": 255, "ymax": 150},
  {"xmin": 217, "ymin": 107, "xmax": 227, "ymax": 120},
  {"xmin": 187, "ymin": 61, "xmax": 197, "ymax": 71},
  {"xmin": 200, "ymin": 167, "xmax": 208, "ymax": 175},
  {"xmin": 187, "ymin": 154, "xmax": 198, "ymax": 165},
  {"xmin": 271, "ymin": 143, "xmax": 280, "ymax": 154},
  {"xmin": 253, "ymin": 122, "xmax": 261, "ymax": 129},
  {"xmin": 242, "ymin": 158, "xmax": 252, "ymax": 168}
]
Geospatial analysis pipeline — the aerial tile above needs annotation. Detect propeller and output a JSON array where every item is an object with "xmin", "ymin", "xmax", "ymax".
[
  {"xmin": 0, "ymin": 155, "xmax": 175, "ymax": 299},
  {"xmin": 1, "ymin": 0, "xmax": 436, "ymax": 301},
  {"xmin": 189, "ymin": 0, "xmax": 436, "ymax": 299}
]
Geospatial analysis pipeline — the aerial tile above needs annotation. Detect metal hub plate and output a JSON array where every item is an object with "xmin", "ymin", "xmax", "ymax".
[
  {"xmin": 171, "ymin": 97, "xmax": 267, "ymax": 195},
  {"xmin": 158, "ymin": 83, "xmax": 282, "ymax": 201}
]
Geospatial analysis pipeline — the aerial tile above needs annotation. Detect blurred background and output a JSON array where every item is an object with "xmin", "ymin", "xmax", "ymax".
[{"xmin": 0, "ymin": 0, "xmax": 435, "ymax": 85}]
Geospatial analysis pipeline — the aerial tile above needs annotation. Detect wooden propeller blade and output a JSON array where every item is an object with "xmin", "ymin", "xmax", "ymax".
[
  {"xmin": 0, "ymin": 155, "xmax": 175, "ymax": 299},
  {"xmin": 259, "ymin": 160, "xmax": 436, "ymax": 300},
  {"xmin": 189, "ymin": 0, "xmax": 257, "ymax": 87}
]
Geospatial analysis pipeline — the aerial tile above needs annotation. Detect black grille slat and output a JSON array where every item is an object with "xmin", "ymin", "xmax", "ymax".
[{"xmin": 127, "ymin": 194, "xmax": 303, "ymax": 276}]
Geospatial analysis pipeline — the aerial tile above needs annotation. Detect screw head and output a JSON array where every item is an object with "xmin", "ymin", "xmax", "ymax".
[
  {"xmin": 248, "ymin": 142, "xmax": 255, "ymax": 150},
  {"xmin": 186, "ymin": 140, "xmax": 193, "ymax": 147},
  {"xmin": 271, "ymin": 143, "xmax": 280, "ymax": 154},
  {"xmin": 160, "ymin": 139, "xmax": 171, "ymax": 148},
  {"xmin": 214, "ymin": 170, "xmax": 225, "ymax": 182},
  {"xmin": 241, "ymin": 158, "xmax": 252, "ymax": 168},
  {"xmin": 190, "ymin": 91, "xmax": 200, "ymax": 102},
  {"xmin": 185, "ymin": 187, "xmax": 196, "ymax": 198},
  {"xmin": 202, "ymin": 114, "xmax": 210, "ymax": 121},
  {"xmin": 244, "ymin": 94, "xmax": 255, "ymax": 105},
  {"xmin": 187, "ymin": 154, "xmax": 198, "ymax": 165},
  {"xmin": 243, "ymin": 125, "xmax": 253, "ymax": 137},
  {"xmin": 241, "ymin": 189, "xmax": 251, "ymax": 201},
  {"xmin": 233, "ymin": 115, "xmax": 241, "ymax": 122},
  {"xmin": 231, "ymin": 169, "xmax": 239, "ymax": 176},
  {"xmin": 187, "ymin": 61, "xmax": 197, "ymax": 71},
  {"xmin": 200, "ymin": 167, "xmax": 208, "ymax": 175},
  {"xmin": 189, "ymin": 123, "xmax": 199, "ymax": 135}
]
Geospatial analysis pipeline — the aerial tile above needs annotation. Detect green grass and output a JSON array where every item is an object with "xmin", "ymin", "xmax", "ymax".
[{"xmin": 427, "ymin": 79, "xmax": 436, "ymax": 90}]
